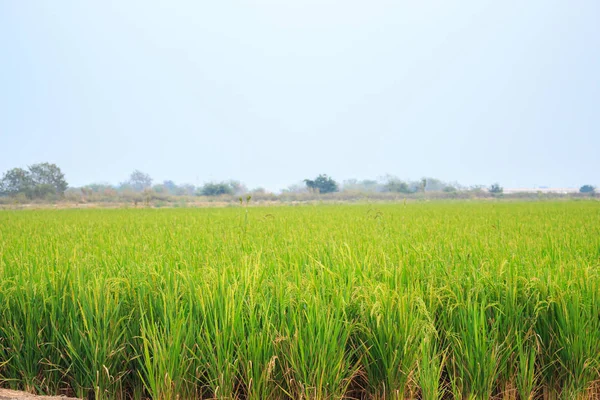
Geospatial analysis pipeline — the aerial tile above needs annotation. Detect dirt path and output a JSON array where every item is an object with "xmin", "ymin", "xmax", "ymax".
[{"xmin": 0, "ymin": 389, "xmax": 78, "ymax": 400}]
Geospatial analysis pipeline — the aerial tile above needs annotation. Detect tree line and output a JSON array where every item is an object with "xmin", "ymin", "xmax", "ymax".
[
  {"xmin": 0, "ymin": 163, "xmax": 597, "ymax": 201},
  {"xmin": 0, "ymin": 163, "xmax": 68, "ymax": 199}
]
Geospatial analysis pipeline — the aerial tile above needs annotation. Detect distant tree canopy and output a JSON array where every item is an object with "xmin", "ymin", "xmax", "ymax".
[
  {"xmin": 0, "ymin": 163, "xmax": 68, "ymax": 198},
  {"xmin": 176, "ymin": 183, "xmax": 196, "ymax": 196},
  {"xmin": 423, "ymin": 178, "xmax": 447, "ymax": 192},
  {"xmin": 384, "ymin": 178, "xmax": 412, "ymax": 194},
  {"xmin": 489, "ymin": 183, "xmax": 504, "ymax": 194},
  {"xmin": 282, "ymin": 182, "xmax": 308, "ymax": 194},
  {"xmin": 5, "ymin": 165, "xmax": 591, "ymax": 204},
  {"xmin": 124, "ymin": 170, "xmax": 153, "ymax": 192},
  {"xmin": 341, "ymin": 176, "xmax": 464, "ymax": 194},
  {"xmin": 443, "ymin": 185, "xmax": 457, "ymax": 193},
  {"xmin": 150, "ymin": 180, "xmax": 196, "ymax": 196},
  {"xmin": 199, "ymin": 182, "xmax": 234, "ymax": 196},
  {"xmin": 304, "ymin": 174, "xmax": 339, "ymax": 194},
  {"xmin": 84, "ymin": 182, "xmax": 115, "ymax": 193},
  {"xmin": 580, "ymin": 185, "xmax": 596, "ymax": 194},
  {"xmin": 343, "ymin": 179, "xmax": 380, "ymax": 192},
  {"xmin": 162, "ymin": 180, "xmax": 178, "ymax": 194},
  {"xmin": 198, "ymin": 181, "xmax": 246, "ymax": 196}
]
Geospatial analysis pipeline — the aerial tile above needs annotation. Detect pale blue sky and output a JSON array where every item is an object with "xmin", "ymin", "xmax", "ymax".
[{"xmin": 1, "ymin": 1, "xmax": 598, "ymax": 191}]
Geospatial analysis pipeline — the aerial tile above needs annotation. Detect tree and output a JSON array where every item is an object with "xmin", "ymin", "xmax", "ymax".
[
  {"xmin": 443, "ymin": 185, "xmax": 457, "ymax": 193},
  {"xmin": 228, "ymin": 180, "xmax": 248, "ymax": 195},
  {"xmin": 0, "ymin": 168, "xmax": 32, "ymax": 196},
  {"xmin": 282, "ymin": 183, "xmax": 308, "ymax": 194},
  {"xmin": 384, "ymin": 178, "xmax": 411, "ymax": 194},
  {"xmin": 580, "ymin": 185, "xmax": 596, "ymax": 194},
  {"xmin": 489, "ymin": 183, "xmax": 503, "ymax": 194},
  {"xmin": 28, "ymin": 162, "xmax": 68, "ymax": 195},
  {"xmin": 127, "ymin": 170, "xmax": 153, "ymax": 192},
  {"xmin": 423, "ymin": 177, "xmax": 446, "ymax": 192},
  {"xmin": 152, "ymin": 184, "xmax": 167, "ymax": 194},
  {"xmin": 419, "ymin": 178, "xmax": 427, "ymax": 193},
  {"xmin": 342, "ymin": 179, "xmax": 380, "ymax": 192},
  {"xmin": 304, "ymin": 174, "xmax": 339, "ymax": 194},
  {"xmin": 162, "ymin": 180, "xmax": 178, "ymax": 194},
  {"xmin": 85, "ymin": 182, "xmax": 115, "ymax": 193},
  {"xmin": 175, "ymin": 184, "xmax": 196, "ymax": 196},
  {"xmin": 199, "ymin": 182, "xmax": 235, "ymax": 196},
  {"xmin": 0, "ymin": 163, "xmax": 67, "ymax": 198},
  {"xmin": 250, "ymin": 187, "xmax": 268, "ymax": 194}
]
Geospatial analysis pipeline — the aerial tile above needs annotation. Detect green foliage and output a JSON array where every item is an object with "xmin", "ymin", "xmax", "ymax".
[
  {"xmin": 579, "ymin": 184, "xmax": 595, "ymax": 194},
  {"xmin": 304, "ymin": 174, "xmax": 339, "ymax": 193},
  {"xmin": 360, "ymin": 290, "xmax": 425, "ymax": 398},
  {"xmin": 198, "ymin": 181, "xmax": 235, "ymax": 196},
  {"xmin": 342, "ymin": 179, "xmax": 380, "ymax": 192},
  {"xmin": 84, "ymin": 182, "xmax": 115, "ymax": 193},
  {"xmin": 423, "ymin": 177, "xmax": 446, "ymax": 192},
  {"xmin": 381, "ymin": 175, "xmax": 458, "ymax": 194},
  {"xmin": 0, "ymin": 163, "xmax": 68, "ymax": 198},
  {"xmin": 162, "ymin": 180, "xmax": 177, "ymax": 192},
  {"xmin": 443, "ymin": 293, "xmax": 504, "ymax": 399},
  {"xmin": 0, "ymin": 167, "xmax": 32, "ymax": 196},
  {"xmin": 175, "ymin": 183, "xmax": 196, "ymax": 196},
  {"xmin": 124, "ymin": 170, "xmax": 153, "ymax": 192},
  {"xmin": 28, "ymin": 163, "xmax": 68, "ymax": 194},
  {"xmin": 443, "ymin": 185, "xmax": 457, "ymax": 192},
  {"xmin": 489, "ymin": 182, "xmax": 504, "ymax": 194},
  {"xmin": 0, "ymin": 203, "xmax": 599, "ymax": 399},
  {"xmin": 383, "ymin": 178, "xmax": 412, "ymax": 193}
]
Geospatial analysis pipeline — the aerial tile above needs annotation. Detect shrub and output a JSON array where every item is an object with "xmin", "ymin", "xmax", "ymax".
[{"xmin": 579, "ymin": 185, "xmax": 596, "ymax": 194}]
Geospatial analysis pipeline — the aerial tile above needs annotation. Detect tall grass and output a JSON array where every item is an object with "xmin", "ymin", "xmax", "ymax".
[{"xmin": 0, "ymin": 202, "xmax": 599, "ymax": 399}]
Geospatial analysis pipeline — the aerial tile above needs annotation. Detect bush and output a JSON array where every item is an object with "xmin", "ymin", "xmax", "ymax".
[
  {"xmin": 199, "ymin": 182, "xmax": 235, "ymax": 196},
  {"xmin": 384, "ymin": 179, "xmax": 412, "ymax": 194},
  {"xmin": 443, "ymin": 186, "xmax": 457, "ymax": 193},
  {"xmin": 579, "ymin": 185, "xmax": 596, "ymax": 194},
  {"xmin": 304, "ymin": 174, "xmax": 339, "ymax": 194},
  {"xmin": 489, "ymin": 183, "xmax": 503, "ymax": 194}
]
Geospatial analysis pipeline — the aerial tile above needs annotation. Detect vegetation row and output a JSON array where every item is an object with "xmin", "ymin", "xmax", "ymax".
[
  {"xmin": 1, "ymin": 164, "xmax": 596, "ymax": 204},
  {"xmin": 0, "ymin": 202, "xmax": 599, "ymax": 399}
]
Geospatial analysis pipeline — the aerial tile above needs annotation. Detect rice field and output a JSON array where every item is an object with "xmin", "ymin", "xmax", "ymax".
[{"xmin": 0, "ymin": 201, "xmax": 599, "ymax": 399}]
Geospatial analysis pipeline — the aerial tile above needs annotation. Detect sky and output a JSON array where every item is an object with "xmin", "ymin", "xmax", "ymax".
[{"xmin": 1, "ymin": 1, "xmax": 599, "ymax": 192}]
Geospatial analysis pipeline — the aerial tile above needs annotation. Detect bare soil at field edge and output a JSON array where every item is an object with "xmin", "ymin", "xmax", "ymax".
[{"xmin": 0, "ymin": 389, "xmax": 78, "ymax": 400}]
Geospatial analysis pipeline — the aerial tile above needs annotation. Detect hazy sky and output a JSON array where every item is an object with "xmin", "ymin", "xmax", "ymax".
[{"xmin": 1, "ymin": 1, "xmax": 598, "ymax": 191}]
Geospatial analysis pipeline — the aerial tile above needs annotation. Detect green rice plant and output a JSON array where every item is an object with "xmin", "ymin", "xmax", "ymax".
[
  {"xmin": 417, "ymin": 333, "xmax": 447, "ymax": 400},
  {"xmin": 190, "ymin": 274, "xmax": 245, "ymax": 399},
  {"xmin": 537, "ymin": 278, "xmax": 600, "ymax": 399},
  {"xmin": 53, "ymin": 277, "xmax": 131, "ymax": 399},
  {"xmin": 277, "ymin": 294, "xmax": 360, "ymax": 400},
  {"xmin": 489, "ymin": 267, "xmax": 542, "ymax": 400},
  {"xmin": 232, "ymin": 258, "xmax": 282, "ymax": 400},
  {"xmin": 138, "ymin": 288, "xmax": 196, "ymax": 400},
  {"xmin": 0, "ymin": 202, "xmax": 599, "ymax": 399},
  {"xmin": 513, "ymin": 328, "xmax": 539, "ymax": 400},
  {"xmin": 0, "ymin": 280, "xmax": 53, "ymax": 394},
  {"xmin": 236, "ymin": 298, "xmax": 279, "ymax": 400},
  {"xmin": 443, "ymin": 291, "xmax": 505, "ymax": 400},
  {"xmin": 359, "ymin": 287, "xmax": 425, "ymax": 399}
]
